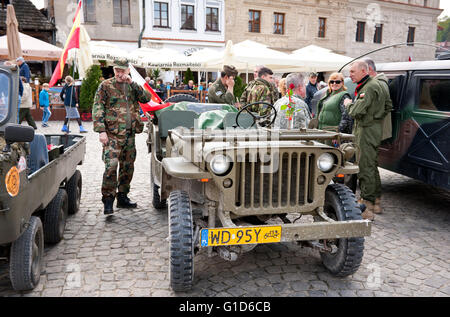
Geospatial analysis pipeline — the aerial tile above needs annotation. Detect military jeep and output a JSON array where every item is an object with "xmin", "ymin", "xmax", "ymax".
[
  {"xmin": 147, "ymin": 101, "xmax": 371, "ymax": 292},
  {"xmin": 0, "ymin": 65, "xmax": 86, "ymax": 291}
]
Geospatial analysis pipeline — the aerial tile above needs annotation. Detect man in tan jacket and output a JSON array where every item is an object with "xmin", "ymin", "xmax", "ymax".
[{"xmin": 19, "ymin": 76, "xmax": 37, "ymax": 130}]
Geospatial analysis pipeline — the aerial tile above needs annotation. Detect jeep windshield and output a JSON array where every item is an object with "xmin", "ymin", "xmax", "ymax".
[{"xmin": 0, "ymin": 71, "xmax": 11, "ymax": 124}]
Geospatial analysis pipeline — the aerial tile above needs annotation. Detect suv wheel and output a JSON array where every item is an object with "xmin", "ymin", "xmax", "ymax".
[
  {"xmin": 168, "ymin": 190, "xmax": 194, "ymax": 292},
  {"xmin": 43, "ymin": 188, "xmax": 68, "ymax": 244},
  {"xmin": 320, "ymin": 183, "xmax": 365, "ymax": 277},
  {"xmin": 9, "ymin": 216, "xmax": 44, "ymax": 291}
]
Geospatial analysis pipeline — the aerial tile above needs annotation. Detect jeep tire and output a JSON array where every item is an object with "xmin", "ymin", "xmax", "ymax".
[
  {"xmin": 320, "ymin": 183, "xmax": 365, "ymax": 277},
  {"xmin": 151, "ymin": 168, "xmax": 166, "ymax": 209},
  {"xmin": 66, "ymin": 170, "xmax": 82, "ymax": 214},
  {"xmin": 168, "ymin": 190, "xmax": 194, "ymax": 292},
  {"xmin": 44, "ymin": 188, "xmax": 69, "ymax": 244},
  {"xmin": 164, "ymin": 94, "xmax": 198, "ymax": 103},
  {"xmin": 9, "ymin": 216, "xmax": 44, "ymax": 291}
]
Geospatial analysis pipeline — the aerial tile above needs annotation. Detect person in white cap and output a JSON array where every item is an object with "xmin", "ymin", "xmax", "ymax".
[{"xmin": 16, "ymin": 57, "xmax": 31, "ymax": 83}]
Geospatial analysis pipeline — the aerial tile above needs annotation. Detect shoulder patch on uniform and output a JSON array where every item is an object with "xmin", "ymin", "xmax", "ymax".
[{"xmin": 216, "ymin": 91, "xmax": 223, "ymax": 96}]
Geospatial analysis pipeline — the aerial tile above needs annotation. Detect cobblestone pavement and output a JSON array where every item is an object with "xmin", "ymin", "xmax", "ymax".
[{"xmin": 1, "ymin": 121, "xmax": 449, "ymax": 297}]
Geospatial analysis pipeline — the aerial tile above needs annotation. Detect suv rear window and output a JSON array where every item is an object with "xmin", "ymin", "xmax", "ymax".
[
  {"xmin": 418, "ymin": 78, "xmax": 450, "ymax": 112},
  {"xmin": 0, "ymin": 72, "xmax": 11, "ymax": 123}
]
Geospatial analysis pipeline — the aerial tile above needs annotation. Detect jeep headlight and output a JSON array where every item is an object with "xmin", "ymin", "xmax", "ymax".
[
  {"xmin": 210, "ymin": 155, "xmax": 232, "ymax": 176},
  {"xmin": 317, "ymin": 153, "xmax": 336, "ymax": 172}
]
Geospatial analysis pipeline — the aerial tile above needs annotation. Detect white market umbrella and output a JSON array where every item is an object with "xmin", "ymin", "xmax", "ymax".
[
  {"xmin": 289, "ymin": 44, "xmax": 354, "ymax": 72},
  {"xmin": 129, "ymin": 47, "xmax": 199, "ymax": 70},
  {"xmin": 89, "ymin": 41, "xmax": 132, "ymax": 66},
  {"xmin": 0, "ymin": 32, "xmax": 62, "ymax": 61}
]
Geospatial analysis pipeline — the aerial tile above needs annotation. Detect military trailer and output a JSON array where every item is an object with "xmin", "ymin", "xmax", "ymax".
[
  {"xmin": 147, "ymin": 101, "xmax": 371, "ymax": 291},
  {"xmin": 0, "ymin": 65, "xmax": 86, "ymax": 291},
  {"xmin": 376, "ymin": 60, "xmax": 450, "ymax": 191}
]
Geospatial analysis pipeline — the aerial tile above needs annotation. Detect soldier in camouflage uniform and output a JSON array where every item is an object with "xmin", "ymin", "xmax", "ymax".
[
  {"xmin": 93, "ymin": 58, "xmax": 152, "ymax": 215},
  {"xmin": 241, "ymin": 67, "xmax": 277, "ymax": 115},
  {"xmin": 207, "ymin": 65, "xmax": 238, "ymax": 105}
]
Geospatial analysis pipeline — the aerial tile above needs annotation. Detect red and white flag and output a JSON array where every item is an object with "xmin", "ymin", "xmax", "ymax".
[{"xmin": 129, "ymin": 65, "xmax": 171, "ymax": 113}]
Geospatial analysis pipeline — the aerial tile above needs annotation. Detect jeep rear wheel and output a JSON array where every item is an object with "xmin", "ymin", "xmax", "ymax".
[
  {"xmin": 320, "ymin": 183, "xmax": 364, "ymax": 277},
  {"xmin": 168, "ymin": 190, "xmax": 194, "ymax": 292},
  {"xmin": 9, "ymin": 216, "xmax": 44, "ymax": 291}
]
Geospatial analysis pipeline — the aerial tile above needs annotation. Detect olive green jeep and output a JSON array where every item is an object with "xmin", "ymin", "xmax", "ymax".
[{"xmin": 147, "ymin": 101, "xmax": 371, "ymax": 292}]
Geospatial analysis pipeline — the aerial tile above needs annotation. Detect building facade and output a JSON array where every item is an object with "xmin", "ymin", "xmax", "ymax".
[
  {"xmin": 46, "ymin": 0, "xmax": 142, "ymax": 51},
  {"xmin": 46, "ymin": 0, "xmax": 225, "ymax": 55},
  {"xmin": 140, "ymin": 0, "xmax": 225, "ymax": 55},
  {"xmin": 225, "ymin": 0, "xmax": 442, "ymax": 62}
]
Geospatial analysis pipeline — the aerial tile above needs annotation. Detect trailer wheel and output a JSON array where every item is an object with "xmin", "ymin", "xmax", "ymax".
[
  {"xmin": 320, "ymin": 183, "xmax": 365, "ymax": 277},
  {"xmin": 168, "ymin": 190, "xmax": 194, "ymax": 292},
  {"xmin": 44, "ymin": 188, "xmax": 68, "ymax": 244},
  {"xmin": 9, "ymin": 216, "xmax": 44, "ymax": 291},
  {"xmin": 66, "ymin": 170, "xmax": 82, "ymax": 215}
]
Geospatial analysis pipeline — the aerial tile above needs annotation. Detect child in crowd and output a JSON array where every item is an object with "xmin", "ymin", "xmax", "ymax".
[{"xmin": 39, "ymin": 83, "xmax": 51, "ymax": 127}]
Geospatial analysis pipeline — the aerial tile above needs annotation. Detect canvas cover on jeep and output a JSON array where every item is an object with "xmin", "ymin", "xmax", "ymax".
[{"xmin": 155, "ymin": 102, "xmax": 239, "ymax": 130}]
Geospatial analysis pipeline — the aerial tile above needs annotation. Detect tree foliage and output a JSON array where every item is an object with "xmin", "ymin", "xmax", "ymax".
[
  {"xmin": 437, "ymin": 16, "xmax": 450, "ymax": 42},
  {"xmin": 79, "ymin": 65, "xmax": 102, "ymax": 112},
  {"xmin": 233, "ymin": 75, "xmax": 245, "ymax": 100}
]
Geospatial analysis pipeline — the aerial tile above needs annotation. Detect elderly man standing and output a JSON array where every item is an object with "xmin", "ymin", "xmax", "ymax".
[
  {"xmin": 274, "ymin": 73, "xmax": 311, "ymax": 129},
  {"xmin": 16, "ymin": 57, "xmax": 31, "ymax": 83},
  {"xmin": 93, "ymin": 58, "xmax": 152, "ymax": 215},
  {"xmin": 344, "ymin": 60, "xmax": 389, "ymax": 221}
]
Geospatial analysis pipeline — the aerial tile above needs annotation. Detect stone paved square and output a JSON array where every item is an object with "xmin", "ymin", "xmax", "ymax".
[{"xmin": 0, "ymin": 121, "xmax": 449, "ymax": 297}]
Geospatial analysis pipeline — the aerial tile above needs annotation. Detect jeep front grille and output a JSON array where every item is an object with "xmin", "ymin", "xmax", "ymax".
[{"xmin": 235, "ymin": 150, "xmax": 316, "ymax": 210}]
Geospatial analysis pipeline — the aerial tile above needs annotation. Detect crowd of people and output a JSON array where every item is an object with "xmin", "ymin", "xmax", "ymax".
[
  {"xmin": 6, "ymin": 56, "xmax": 392, "ymax": 221},
  {"xmin": 206, "ymin": 60, "xmax": 392, "ymax": 221}
]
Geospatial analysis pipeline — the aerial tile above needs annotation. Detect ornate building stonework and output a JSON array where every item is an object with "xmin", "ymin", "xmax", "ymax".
[{"xmin": 225, "ymin": 0, "xmax": 443, "ymax": 62}]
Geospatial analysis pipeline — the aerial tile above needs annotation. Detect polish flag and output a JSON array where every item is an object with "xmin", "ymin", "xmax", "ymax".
[{"xmin": 129, "ymin": 65, "xmax": 172, "ymax": 113}]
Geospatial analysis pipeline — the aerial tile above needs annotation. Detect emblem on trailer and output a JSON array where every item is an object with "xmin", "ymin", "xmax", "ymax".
[{"xmin": 5, "ymin": 166, "xmax": 20, "ymax": 197}]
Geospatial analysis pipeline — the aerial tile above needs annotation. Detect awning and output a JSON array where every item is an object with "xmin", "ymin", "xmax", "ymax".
[{"xmin": 0, "ymin": 32, "xmax": 62, "ymax": 61}]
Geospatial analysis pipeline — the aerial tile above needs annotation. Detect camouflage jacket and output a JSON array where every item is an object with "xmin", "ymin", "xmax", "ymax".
[
  {"xmin": 93, "ymin": 78, "xmax": 151, "ymax": 138},
  {"xmin": 274, "ymin": 95, "xmax": 311, "ymax": 129},
  {"xmin": 208, "ymin": 79, "xmax": 235, "ymax": 105},
  {"xmin": 241, "ymin": 78, "xmax": 276, "ymax": 112}
]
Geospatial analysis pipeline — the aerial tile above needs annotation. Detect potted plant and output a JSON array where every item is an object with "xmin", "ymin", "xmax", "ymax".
[{"xmin": 79, "ymin": 65, "xmax": 102, "ymax": 121}]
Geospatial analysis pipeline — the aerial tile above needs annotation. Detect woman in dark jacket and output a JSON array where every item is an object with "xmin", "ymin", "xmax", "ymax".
[
  {"xmin": 60, "ymin": 76, "xmax": 87, "ymax": 133},
  {"xmin": 317, "ymin": 72, "xmax": 353, "ymax": 134}
]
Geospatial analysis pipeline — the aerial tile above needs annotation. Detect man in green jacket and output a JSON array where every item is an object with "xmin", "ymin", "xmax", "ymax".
[
  {"xmin": 362, "ymin": 57, "xmax": 393, "ymax": 215},
  {"xmin": 344, "ymin": 60, "xmax": 389, "ymax": 221},
  {"xmin": 208, "ymin": 65, "xmax": 238, "ymax": 105}
]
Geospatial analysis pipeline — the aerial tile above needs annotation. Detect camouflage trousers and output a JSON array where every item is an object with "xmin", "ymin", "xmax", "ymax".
[{"xmin": 101, "ymin": 131, "xmax": 136, "ymax": 198}]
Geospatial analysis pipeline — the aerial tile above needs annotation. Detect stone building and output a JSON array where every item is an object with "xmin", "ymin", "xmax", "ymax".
[
  {"xmin": 45, "ymin": 0, "xmax": 141, "ymax": 51},
  {"xmin": 225, "ymin": 0, "xmax": 443, "ymax": 62},
  {"xmin": 0, "ymin": 0, "xmax": 55, "ymax": 43}
]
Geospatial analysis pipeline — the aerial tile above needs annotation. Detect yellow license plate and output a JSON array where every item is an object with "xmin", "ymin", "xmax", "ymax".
[{"xmin": 200, "ymin": 226, "xmax": 282, "ymax": 247}]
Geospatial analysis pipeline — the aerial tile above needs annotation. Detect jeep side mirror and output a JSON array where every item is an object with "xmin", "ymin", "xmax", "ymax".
[{"xmin": 3, "ymin": 124, "xmax": 35, "ymax": 152}]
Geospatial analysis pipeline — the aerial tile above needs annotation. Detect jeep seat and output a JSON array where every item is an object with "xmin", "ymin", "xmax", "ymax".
[
  {"xmin": 28, "ymin": 133, "xmax": 49, "ymax": 175},
  {"xmin": 158, "ymin": 110, "xmax": 199, "ymax": 138}
]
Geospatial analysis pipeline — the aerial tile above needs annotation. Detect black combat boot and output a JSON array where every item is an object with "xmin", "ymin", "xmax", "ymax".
[
  {"xmin": 116, "ymin": 193, "xmax": 137, "ymax": 209},
  {"xmin": 102, "ymin": 196, "xmax": 115, "ymax": 215}
]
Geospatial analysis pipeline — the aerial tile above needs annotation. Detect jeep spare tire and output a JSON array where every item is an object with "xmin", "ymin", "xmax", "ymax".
[{"xmin": 164, "ymin": 94, "xmax": 198, "ymax": 103}]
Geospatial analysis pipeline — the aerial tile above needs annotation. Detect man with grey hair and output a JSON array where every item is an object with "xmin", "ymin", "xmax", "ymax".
[
  {"xmin": 343, "ymin": 60, "xmax": 389, "ymax": 220},
  {"xmin": 273, "ymin": 73, "xmax": 311, "ymax": 129},
  {"xmin": 361, "ymin": 57, "xmax": 393, "ymax": 215}
]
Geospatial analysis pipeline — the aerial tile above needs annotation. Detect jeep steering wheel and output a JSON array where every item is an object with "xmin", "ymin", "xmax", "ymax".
[{"xmin": 235, "ymin": 101, "xmax": 277, "ymax": 129}]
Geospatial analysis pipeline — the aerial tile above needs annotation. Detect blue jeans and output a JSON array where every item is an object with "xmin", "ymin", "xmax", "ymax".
[{"xmin": 42, "ymin": 107, "xmax": 51, "ymax": 123}]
